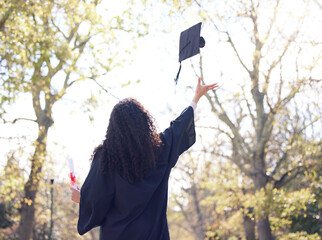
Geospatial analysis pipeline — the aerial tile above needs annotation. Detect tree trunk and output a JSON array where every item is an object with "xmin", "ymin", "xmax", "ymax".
[
  {"xmin": 190, "ymin": 184, "xmax": 205, "ymax": 240},
  {"xmin": 17, "ymin": 125, "xmax": 50, "ymax": 240},
  {"xmin": 243, "ymin": 208, "xmax": 255, "ymax": 240},
  {"xmin": 253, "ymin": 164, "xmax": 273, "ymax": 240},
  {"xmin": 257, "ymin": 216, "xmax": 272, "ymax": 240},
  {"xmin": 318, "ymin": 200, "xmax": 322, "ymax": 238}
]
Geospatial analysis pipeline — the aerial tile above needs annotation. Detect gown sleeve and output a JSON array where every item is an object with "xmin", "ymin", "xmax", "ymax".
[
  {"xmin": 160, "ymin": 106, "xmax": 196, "ymax": 168},
  {"xmin": 77, "ymin": 152, "xmax": 115, "ymax": 235}
]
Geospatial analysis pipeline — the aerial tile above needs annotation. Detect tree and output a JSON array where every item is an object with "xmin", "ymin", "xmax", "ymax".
[
  {"xmin": 162, "ymin": 0, "xmax": 321, "ymax": 239},
  {"xmin": 0, "ymin": 137, "xmax": 27, "ymax": 239},
  {"xmin": 168, "ymin": 136, "xmax": 256, "ymax": 240},
  {"xmin": 0, "ymin": 1, "xmax": 147, "ymax": 239},
  {"xmin": 168, "ymin": 129, "xmax": 253, "ymax": 240},
  {"xmin": 168, "ymin": 151, "xmax": 216, "ymax": 240},
  {"xmin": 201, "ymin": 1, "xmax": 320, "ymax": 239}
]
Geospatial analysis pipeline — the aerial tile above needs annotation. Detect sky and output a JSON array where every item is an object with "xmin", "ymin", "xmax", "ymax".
[{"xmin": 1, "ymin": 0, "xmax": 321, "ymax": 187}]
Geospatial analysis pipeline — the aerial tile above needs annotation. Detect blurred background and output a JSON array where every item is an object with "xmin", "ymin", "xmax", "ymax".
[{"xmin": 0, "ymin": 0, "xmax": 321, "ymax": 239}]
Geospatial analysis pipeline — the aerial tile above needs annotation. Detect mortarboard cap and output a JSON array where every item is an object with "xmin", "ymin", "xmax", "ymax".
[{"xmin": 174, "ymin": 22, "xmax": 205, "ymax": 84}]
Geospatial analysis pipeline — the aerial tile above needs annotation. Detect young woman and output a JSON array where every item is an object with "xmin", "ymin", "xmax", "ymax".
[{"xmin": 71, "ymin": 77, "xmax": 218, "ymax": 239}]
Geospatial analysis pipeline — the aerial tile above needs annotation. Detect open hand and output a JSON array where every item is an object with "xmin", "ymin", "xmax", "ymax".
[{"xmin": 192, "ymin": 77, "xmax": 218, "ymax": 104}]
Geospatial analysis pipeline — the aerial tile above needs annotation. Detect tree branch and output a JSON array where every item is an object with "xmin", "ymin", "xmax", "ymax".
[
  {"xmin": 0, "ymin": 5, "xmax": 14, "ymax": 31},
  {"xmin": 90, "ymin": 78, "xmax": 120, "ymax": 100},
  {"xmin": 274, "ymin": 166, "xmax": 305, "ymax": 189},
  {"xmin": 312, "ymin": 0, "xmax": 322, "ymax": 10},
  {"xmin": 226, "ymin": 32, "xmax": 251, "ymax": 75},
  {"xmin": 3, "ymin": 117, "xmax": 37, "ymax": 124},
  {"xmin": 274, "ymin": 83, "xmax": 301, "ymax": 113},
  {"xmin": 231, "ymin": 151, "xmax": 253, "ymax": 177},
  {"xmin": 263, "ymin": 0, "xmax": 280, "ymax": 43},
  {"xmin": 53, "ymin": 44, "xmax": 85, "ymax": 102},
  {"xmin": 173, "ymin": 196, "xmax": 193, "ymax": 230},
  {"xmin": 242, "ymin": 87, "xmax": 256, "ymax": 129},
  {"xmin": 50, "ymin": 18, "xmax": 68, "ymax": 39},
  {"xmin": 271, "ymin": 151, "xmax": 289, "ymax": 178},
  {"xmin": 263, "ymin": 29, "xmax": 299, "ymax": 96},
  {"xmin": 213, "ymin": 90, "xmax": 252, "ymax": 160},
  {"xmin": 202, "ymin": 88, "xmax": 253, "ymax": 164},
  {"xmin": 197, "ymin": 125, "xmax": 232, "ymax": 139},
  {"xmin": 273, "ymin": 154, "xmax": 321, "ymax": 189},
  {"xmin": 72, "ymin": 36, "xmax": 91, "ymax": 51},
  {"xmin": 171, "ymin": 220, "xmax": 195, "ymax": 236}
]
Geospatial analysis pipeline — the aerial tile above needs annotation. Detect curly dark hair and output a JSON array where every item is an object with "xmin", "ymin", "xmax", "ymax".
[{"xmin": 92, "ymin": 98, "xmax": 162, "ymax": 183}]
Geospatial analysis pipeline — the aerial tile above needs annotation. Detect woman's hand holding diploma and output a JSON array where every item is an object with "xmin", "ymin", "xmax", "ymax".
[
  {"xmin": 68, "ymin": 158, "xmax": 80, "ymax": 204},
  {"xmin": 71, "ymin": 187, "xmax": 80, "ymax": 203}
]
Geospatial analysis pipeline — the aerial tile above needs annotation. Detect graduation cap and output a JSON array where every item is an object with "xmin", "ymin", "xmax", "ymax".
[{"xmin": 174, "ymin": 22, "xmax": 206, "ymax": 84}]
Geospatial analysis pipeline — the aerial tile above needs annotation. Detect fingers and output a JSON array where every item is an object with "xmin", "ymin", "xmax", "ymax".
[
  {"xmin": 207, "ymin": 83, "xmax": 218, "ymax": 87},
  {"xmin": 206, "ymin": 83, "xmax": 219, "ymax": 90},
  {"xmin": 197, "ymin": 77, "xmax": 219, "ymax": 96},
  {"xmin": 70, "ymin": 187, "xmax": 76, "ymax": 192},
  {"xmin": 197, "ymin": 77, "xmax": 218, "ymax": 88}
]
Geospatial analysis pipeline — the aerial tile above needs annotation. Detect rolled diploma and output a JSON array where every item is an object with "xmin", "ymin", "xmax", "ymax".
[{"xmin": 68, "ymin": 158, "xmax": 78, "ymax": 190}]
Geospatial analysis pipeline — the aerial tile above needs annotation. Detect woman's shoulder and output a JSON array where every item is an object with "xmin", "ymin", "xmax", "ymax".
[
  {"xmin": 91, "ymin": 146, "xmax": 102, "ymax": 161},
  {"xmin": 91, "ymin": 146, "xmax": 108, "ymax": 170}
]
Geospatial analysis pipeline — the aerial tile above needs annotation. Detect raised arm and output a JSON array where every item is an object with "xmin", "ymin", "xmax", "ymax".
[
  {"xmin": 192, "ymin": 77, "xmax": 218, "ymax": 105},
  {"xmin": 161, "ymin": 77, "xmax": 218, "ymax": 167}
]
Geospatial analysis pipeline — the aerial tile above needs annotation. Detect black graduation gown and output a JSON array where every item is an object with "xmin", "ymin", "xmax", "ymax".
[{"xmin": 77, "ymin": 106, "xmax": 196, "ymax": 240}]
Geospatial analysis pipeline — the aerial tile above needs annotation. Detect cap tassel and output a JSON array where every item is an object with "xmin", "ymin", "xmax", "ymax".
[{"xmin": 174, "ymin": 62, "xmax": 182, "ymax": 85}]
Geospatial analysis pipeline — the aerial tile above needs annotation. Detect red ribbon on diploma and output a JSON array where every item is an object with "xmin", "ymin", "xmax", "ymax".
[
  {"xmin": 69, "ymin": 172, "xmax": 77, "ymax": 186},
  {"xmin": 68, "ymin": 158, "xmax": 78, "ymax": 190}
]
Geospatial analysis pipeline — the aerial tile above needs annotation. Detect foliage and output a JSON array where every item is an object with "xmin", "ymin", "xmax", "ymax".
[
  {"xmin": 290, "ymin": 202, "xmax": 320, "ymax": 235},
  {"xmin": 0, "ymin": 151, "xmax": 25, "ymax": 235},
  {"xmin": 32, "ymin": 179, "xmax": 100, "ymax": 240},
  {"xmin": 278, "ymin": 232, "xmax": 320, "ymax": 240},
  {"xmin": 0, "ymin": 0, "xmax": 148, "ymax": 239}
]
